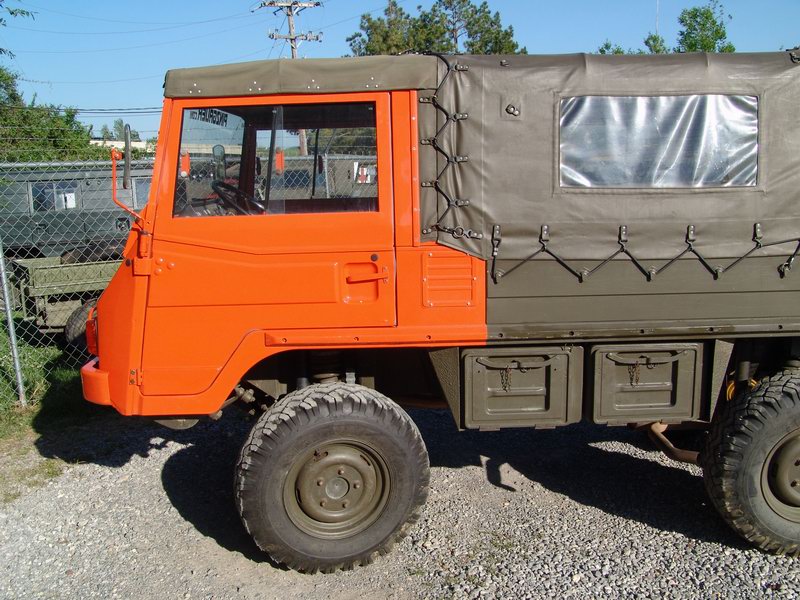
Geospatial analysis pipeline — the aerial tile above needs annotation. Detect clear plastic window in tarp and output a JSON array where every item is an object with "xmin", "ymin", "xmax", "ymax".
[{"xmin": 559, "ymin": 95, "xmax": 759, "ymax": 188}]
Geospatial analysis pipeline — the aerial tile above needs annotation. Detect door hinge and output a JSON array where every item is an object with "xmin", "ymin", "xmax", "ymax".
[
  {"xmin": 128, "ymin": 369, "xmax": 142, "ymax": 385},
  {"xmin": 132, "ymin": 257, "xmax": 152, "ymax": 276},
  {"xmin": 137, "ymin": 230, "xmax": 153, "ymax": 258}
]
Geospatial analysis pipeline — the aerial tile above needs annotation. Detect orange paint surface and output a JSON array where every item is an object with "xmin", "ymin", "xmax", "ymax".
[{"xmin": 82, "ymin": 91, "xmax": 486, "ymax": 417}]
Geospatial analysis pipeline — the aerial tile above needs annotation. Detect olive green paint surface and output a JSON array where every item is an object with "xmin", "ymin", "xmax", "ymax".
[
  {"xmin": 462, "ymin": 346, "xmax": 583, "ymax": 429},
  {"xmin": 591, "ymin": 343, "xmax": 702, "ymax": 425},
  {"xmin": 164, "ymin": 55, "xmax": 440, "ymax": 98}
]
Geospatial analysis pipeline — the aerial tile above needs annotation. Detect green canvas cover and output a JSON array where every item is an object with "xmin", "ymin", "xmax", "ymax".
[
  {"xmin": 417, "ymin": 52, "xmax": 800, "ymax": 261},
  {"xmin": 164, "ymin": 55, "xmax": 440, "ymax": 98}
]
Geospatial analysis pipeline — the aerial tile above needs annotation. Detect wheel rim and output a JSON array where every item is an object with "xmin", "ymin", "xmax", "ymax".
[
  {"xmin": 283, "ymin": 440, "xmax": 390, "ymax": 539},
  {"xmin": 761, "ymin": 428, "xmax": 800, "ymax": 523}
]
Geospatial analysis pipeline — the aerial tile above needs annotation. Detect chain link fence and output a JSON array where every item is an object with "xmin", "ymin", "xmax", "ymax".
[{"xmin": 0, "ymin": 131, "xmax": 155, "ymax": 411}]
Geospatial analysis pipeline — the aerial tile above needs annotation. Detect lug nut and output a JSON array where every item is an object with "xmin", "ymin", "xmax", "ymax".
[
  {"xmin": 353, "ymin": 482, "xmax": 361, "ymax": 489},
  {"xmin": 792, "ymin": 481, "xmax": 798, "ymax": 488},
  {"xmin": 320, "ymin": 500, "xmax": 327, "ymax": 507},
  {"xmin": 337, "ymin": 468, "xmax": 345, "ymax": 475},
  {"xmin": 316, "ymin": 478, "xmax": 324, "ymax": 486},
  {"xmin": 342, "ymin": 500, "xmax": 349, "ymax": 508}
]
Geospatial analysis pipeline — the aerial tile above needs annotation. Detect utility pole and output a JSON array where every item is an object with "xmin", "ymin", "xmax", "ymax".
[
  {"xmin": 256, "ymin": 1, "xmax": 322, "ymax": 155},
  {"xmin": 655, "ymin": 0, "xmax": 660, "ymax": 36}
]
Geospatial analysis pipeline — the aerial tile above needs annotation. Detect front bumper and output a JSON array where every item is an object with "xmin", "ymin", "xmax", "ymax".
[{"xmin": 81, "ymin": 358, "xmax": 111, "ymax": 406}]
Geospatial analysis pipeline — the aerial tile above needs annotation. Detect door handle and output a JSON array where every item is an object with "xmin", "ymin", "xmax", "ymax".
[{"xmin": 346, "ymin": 268, "xmax": 388, "ymax": 284}]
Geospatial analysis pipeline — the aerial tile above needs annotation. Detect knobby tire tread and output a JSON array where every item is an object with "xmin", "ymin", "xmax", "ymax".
[
  {"xmin": 702, "ymin": 369, "xmax": 800, "ymax": 557},
  {"xmin": 234, "ymin": 383, "xmax": 430, "ymax": 573},
  {"xmin": 63, "ymin": 299, "xmax": 96, "ymax": 349}
]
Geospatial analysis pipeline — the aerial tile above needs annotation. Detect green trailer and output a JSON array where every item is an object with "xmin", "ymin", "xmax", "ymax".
[{"xmin": 10, "ymin": 256, "xmax": 120, "ymax": 335}]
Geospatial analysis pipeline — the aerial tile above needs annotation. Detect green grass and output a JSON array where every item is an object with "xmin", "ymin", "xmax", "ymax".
[
  {"xmin": 0, "ymin": 313, "xmax": 113, "ymax": 440},
  {"xmin": 0, "ymin": 328, "xmax": 87, "ymax": 439},
  {"xmin": 0, "ymin": 321, "xmax": 112, "ymax": 503}
]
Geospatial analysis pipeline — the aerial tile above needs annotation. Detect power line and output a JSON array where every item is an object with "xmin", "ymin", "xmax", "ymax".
[
  {"xmin": 6, "ymin": 13, "xmax": 253, "ymax": 36},
  {"xmin": 20, "ymin": 75, "xmax": 163, "ymax": 85},
  {"xmin": 315, "ymin": 0, "xmax": 408, "ymax": 33},
  {"xmin": 15, "ymin": 0, "xmax": 405, "ymax": 85},
  {"xmin": 265, "ymin": 16, "xmax": 287, "ymax": 59},
  {"xmin": 256, "ymin": 2, "xmax": 323, "ymax": 58},
  {"xmin": 21, "ymin": 2, "xmax": 248, "ymax": 26},
  {"xmin": 12, "ymin": 17, "xmax": 269, "ymax": 54},
  {"xmin": 18, "ymin": 46, "xmax": 273, "ymax": 86},
  {"xmin": 1, "ymin": 105, "xmax": 161, "ymax": 113}
]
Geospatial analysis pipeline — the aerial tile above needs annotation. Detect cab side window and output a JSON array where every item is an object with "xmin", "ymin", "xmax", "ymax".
[
  {"xmin": 173, "ymin": 102, "xmax": 377, "ymax": 218},
  {"xmin": 260, "ymin": 103, "xmax": 378, "ymax": 214}
]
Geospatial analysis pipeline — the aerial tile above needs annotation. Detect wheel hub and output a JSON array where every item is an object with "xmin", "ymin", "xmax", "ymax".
[
  {"xmin": 763, "ymin": 430, "xmax": 800, "ymax": 522},
  {"xmin": 325, "ymin": 477, "xmax": 349, "ymax": 500},
  {"xmin": 770, "ymin": 436, "xmax": 800, "ymax": 507},
  {"xmin": 285, "ymin": 441, "xmax": 389, "ymax": 538}
]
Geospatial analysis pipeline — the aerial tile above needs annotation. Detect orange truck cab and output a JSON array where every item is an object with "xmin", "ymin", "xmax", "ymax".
[
  {"xmin": 81, "ymin": 55, "xmax": 485, "ymax": 418},
  {"xmin": 82, "ymin": 53, "xmax": 800, "ymax": 571}
]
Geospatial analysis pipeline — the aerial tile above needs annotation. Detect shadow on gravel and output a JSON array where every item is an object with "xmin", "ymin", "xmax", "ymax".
[
  {"xmin": 159, "ymin": 414, "xmax": 279, "ymax": 566},
  {"xmin": 32, "ymin": 381, "xmax": 274, "ymax": 563},
  {"xmin": 31, "ymin": 384, "xmax": 746, "ymax": 561},
  {"xmin": 24, "ymin": 353, "xmax": 270, "ymax": 564},
  {"xmin": 158, "ymin": 408, "xmax": 746, "ymax": 559},
  {"xmin": 30, "ymin": 352, "xmax": 254, "ymax": 472},
  {"xmin": 30, "ymin": 352, "xmax": 199, "ymax": 468},
  {"xmin": 411, "ymin": 409, "xmax": 749, "ymax": 552},
  {"xmin": 33, "ymin": 399, "xmax": 203, "ymax": 469}
]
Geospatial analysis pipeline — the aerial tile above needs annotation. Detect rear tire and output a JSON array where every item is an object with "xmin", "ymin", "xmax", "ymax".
[
  {"xmin": 702, "ymin": 370, "xmax": 800, "ymax": 556},
  {"xmin": 63, "ymin": 299, "xmax": 96, "ymax": 351},
  {"xmin": 234, "ymin": 383, "xmax": 429, "ymax": 573}
]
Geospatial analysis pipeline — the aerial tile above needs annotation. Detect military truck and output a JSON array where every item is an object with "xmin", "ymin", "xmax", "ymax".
[
  {"xmin": 81, "ymin": 51, "xmax": 800, "ymax": 572},
  {"xmin": 0, "ymin": 159, "xmax": 153, "ymax": 259}
]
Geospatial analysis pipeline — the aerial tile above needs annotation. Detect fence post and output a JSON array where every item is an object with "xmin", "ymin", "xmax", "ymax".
[{"xmin": 0, "ymin": 233, "xmax": 26, "ymax": 407}]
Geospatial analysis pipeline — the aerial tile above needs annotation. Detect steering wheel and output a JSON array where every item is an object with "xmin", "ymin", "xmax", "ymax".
[{"xmin": 210, "ymin": 181, "xmax": 265, "ymax": 215}]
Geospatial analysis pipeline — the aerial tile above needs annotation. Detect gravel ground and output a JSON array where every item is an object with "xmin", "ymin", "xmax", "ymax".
[{"xmin": 1, "ymin": 408, "xmax": 799, "ymax": 599}]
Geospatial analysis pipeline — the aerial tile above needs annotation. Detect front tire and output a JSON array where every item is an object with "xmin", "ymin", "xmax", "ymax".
[
  {"xmin": 702, "ymin": 370, "xmax": 800, "ymax": 555},
  {"xmin": 234, "ymin": 383, "xmax": 430, "ymax": 573}
]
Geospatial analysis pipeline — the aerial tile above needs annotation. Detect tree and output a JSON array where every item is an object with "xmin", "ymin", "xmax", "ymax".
[
  {"xmin": 0, "ymin": 0, "xmax": 33, "ymax": 58},
  {"xmin": 347, "ymin": 0, "xmax": 526, "ymax": 56},
  {"xmin": 111, "ymin": 118, "xmax": 141, "ymax": 142},
  {"xmin": 145, "ymin": 135, "xmax": 158, "ymax": 153},
  {"xmin": 346, "ymin": 1, "xmax": 415, "ymax": 57},
  {"xmin": 596, "ymin": 1, "xmax": 734, "ymax": 55},
  {"xmin": 464, "ymin": 1, "xmax": 525, "ymax": 54},
  {"xmin": 100, "ymin": 124, "xmax": 112, "ymax": 141},
  {"xmin": 643, "ymin": 32, "xmax": 668, "ymax": 54},
  {"xmin": 675, "ymin": 0, "xmax": 735, "ymax": 53},
  {"xmin": 0, "ymin": 66, "xmax": 107, "ymax": 162},
  {"xmin": 0, "ymin": 63, "xmax": 22, "ymax": 104},
  {"xmin": 597, "ymin": 40, "xmax": 626, "ymax": 55}
]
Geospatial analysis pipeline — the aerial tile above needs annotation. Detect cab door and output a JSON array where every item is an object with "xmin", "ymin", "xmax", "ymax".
[{"xmin": 139, "ymin": 93, "xmax": 395, "ymax": 396}]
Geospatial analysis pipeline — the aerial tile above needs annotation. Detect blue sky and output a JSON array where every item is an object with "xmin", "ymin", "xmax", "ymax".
[{"xmin": 1, "ymin": 0, "xmax": 796, "ymax": 137}]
